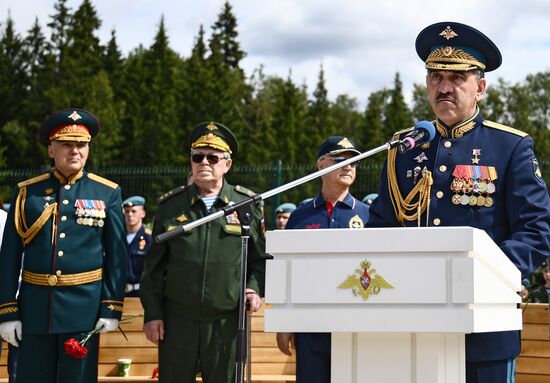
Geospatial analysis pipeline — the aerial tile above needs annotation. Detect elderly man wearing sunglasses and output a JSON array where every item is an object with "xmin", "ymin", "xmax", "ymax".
[
  {"xmin": 276, "ymin": 136, "xmax": 370, "ymax": 383},
  {"xmin": 140, "ymin": 121, "xmax": 268, "ymax": 383}
]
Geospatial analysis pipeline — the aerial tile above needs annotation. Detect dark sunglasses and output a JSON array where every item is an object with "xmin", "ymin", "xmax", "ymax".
[
  {"xmin": 191, "ymin": 153, "xmax": 227, "ymax": 165},
  {"xmin": 325, "ymin": 156, "xmax": 360, "ymax": 167}
]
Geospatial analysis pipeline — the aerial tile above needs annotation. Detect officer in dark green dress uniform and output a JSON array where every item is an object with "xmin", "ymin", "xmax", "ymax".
[
  {"xmin": 368, "ymin": 22, "xmax": 550, "ymax": 383},
  {"xmin": 140, "ymin": 121, "xmax": 267, "ymax": 383},
  {"xmin": 0, "ymin": 109, "xmax": 127, "ymax": 383}
]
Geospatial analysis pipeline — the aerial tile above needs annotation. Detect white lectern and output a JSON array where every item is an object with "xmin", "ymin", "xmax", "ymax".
[{"xmin": 264, "ymin": 227, "xmax": 521, "ymax": 383}]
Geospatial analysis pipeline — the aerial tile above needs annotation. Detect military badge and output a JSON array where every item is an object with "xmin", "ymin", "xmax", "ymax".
[
  {"xmin": 414, "ymin": 152, "xmax": 428, "ymax": 164},
  {"xmin": 338, "ymin": 260, "xmax": 393, "ymax": 301},
  {"xmin": 68, "ymin": 110, "xmax": 82, "ymax": 121},
  {"xmin": 439, "ymin": 26, "xmax": 458, "ymax": 40},
  {"xmin": 176, "ymin": 214, "xmax": 188, "ymax": 223},
  {"xmin": 44, "ymin": 188, "xmax": 54, "ymax": 196},
  {"xmin": 348, "ymin": 214, "xmax": 364, "ymax": 229},
  {"xmin": 139, "ymin": 236, "xmax": 146, "ymax": 250},
  {"xmin": 471, "ymin": 149, "xmax": 481, "ymax": 164},
  {"xmin": 337, "ymin": 137, "xmax": 354, "ymax": 148},
  {"xmin": 74, "ymin": 199, "xmax": 106, "ymax": 227},
  {"xmin": 226, "ymin": 211, "xmax": 240, "ymax": 224},
  {"xmin": 531, "ymin": 158, "xmax": 543, "ymax": 183}
]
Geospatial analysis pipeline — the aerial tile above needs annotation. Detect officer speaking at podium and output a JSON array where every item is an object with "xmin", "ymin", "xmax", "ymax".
[{"xmin": 368, "ymin": 22, "xmax": 550, "ymax": 382}]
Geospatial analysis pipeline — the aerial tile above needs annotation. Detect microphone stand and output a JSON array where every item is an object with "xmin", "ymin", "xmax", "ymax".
[{"xmin": 154, "ymin": 139, "xmax": 400, "ymax": 383}]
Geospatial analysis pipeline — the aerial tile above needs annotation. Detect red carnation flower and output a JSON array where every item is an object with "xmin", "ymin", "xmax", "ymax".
[
  {"xmin": 152, "ymin": 367, "xmax": 159, "ymax": 379},
  {"xmin": 64, "ymin": 337, "xmax": 89, "ymax": 359}
]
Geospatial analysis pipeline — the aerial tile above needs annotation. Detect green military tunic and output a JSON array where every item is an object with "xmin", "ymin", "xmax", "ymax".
[
  {"xmin": 140, "ymin": 181, "xmax": 267, "ymax": 382},
  {"xmin": 0, "ymin": 169, "xmax": 127, "ymax": 383}
]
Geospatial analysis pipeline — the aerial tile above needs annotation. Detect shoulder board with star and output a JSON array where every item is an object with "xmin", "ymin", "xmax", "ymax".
[
  {"xmin": 157, "ymin": 185, "xmax": 187, "ymax": 204},
  {"xmin": 87, "ymin": 173, "xmax": 119, "ymax": 189},
  {"xmin": 483, "ymin": 120, "xmax": 528, "ymax": 137},
  {"xmin": 391, "ymin": 126, "xmax": 414, "ymax": 141},
  {"xmin": 234, "ymin": 185, "xmax": 256, "ymax": 197},
  {"xmin": 17, "ymin": 173, "xmax": 51, "ymax": 188}
]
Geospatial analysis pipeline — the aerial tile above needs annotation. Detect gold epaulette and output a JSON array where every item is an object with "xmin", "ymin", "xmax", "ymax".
[
  {"xmin": 483, "ymin": 120, "xmax": 528, "ymax": 137},
  {"xmin": 145, "ymin": 227, "xmax": 152, "ymax": 235},
  {"xmin": 391, "ymin": 126, "xmax": 414, "ymax": 141},
  {"xmin": 157, "ymin": 185, "xmax": 187, "ymax": 204},
  {"xmin": 17, "ymin": 173, "xmax": 50, "ymax": 188},
  {"xmin": 87, "ymin": 173, "xmax": 118, "ymax": 189},
  {"xmin": 235, "ymin": 185, "xmax": 256, "ymax": 197}
]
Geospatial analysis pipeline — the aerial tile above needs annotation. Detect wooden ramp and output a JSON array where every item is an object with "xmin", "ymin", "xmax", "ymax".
[
  {"xmin": 0, "ymin": 297, "xmax": 296, "ymax": 382},
  {"xmin": 516, "ymin": 303, "xmax": 550, "ymax": 383}
]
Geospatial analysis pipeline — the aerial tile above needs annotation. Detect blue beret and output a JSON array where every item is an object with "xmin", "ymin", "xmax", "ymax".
[
  {"xmin": 122, "ymin": 196, "xmax": 145, "ymax": 207},
  {"xmin": 416, "ymin": 22, "xmax": 501, "ymax": 72},
  {"xmin": 317, "ymin": 136, "xmax": 360, "ymax": 159},
  {"xmin": 362, "ymin": 193, "xmax": 378, "ymax": 205},
  {"xmin": 275, "ymin": 203, "xmax": 297, "ymax": 214}
]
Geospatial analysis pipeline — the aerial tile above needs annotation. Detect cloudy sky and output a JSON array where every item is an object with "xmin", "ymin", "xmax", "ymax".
[{"xmin": 3, "ymin": 0, "xmax": 550, "ymax": 107}]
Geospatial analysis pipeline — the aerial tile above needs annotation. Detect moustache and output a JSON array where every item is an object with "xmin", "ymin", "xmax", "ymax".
[{"xmin": 437, "ymin": 94, "xmax": 456, "ymax": 103}]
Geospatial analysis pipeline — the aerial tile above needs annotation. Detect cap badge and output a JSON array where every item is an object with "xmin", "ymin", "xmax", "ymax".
[
  {"xmin": 68, "ymin": 111, "xmax": 82, "ymax": 121},
  {"xmin": 338, "ymin": 260, "xmax": 394, "ymax": 301},
  {"xmin": 439, "ymin": 26, "xmax": 458, "ymax": 40},
  {"xmin": 337, "ymin": 137, "xmax": 354, "ymax": 149},
  {"xmin": 442, "ymin": 46, "xmax": 454, "ymax": 56},
  {"xmin": 206, "ymin": 122, "xmax": 217, "ymax": 131}
]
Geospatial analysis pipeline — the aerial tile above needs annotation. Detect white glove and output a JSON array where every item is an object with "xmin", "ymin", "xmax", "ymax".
[
  {"xmin": 0, "ymin": 320, "xmax": 22, "ymax": 347},
  {"xmin": 94, "ymin": 318, "xmax": 119, "ymax": 333}
]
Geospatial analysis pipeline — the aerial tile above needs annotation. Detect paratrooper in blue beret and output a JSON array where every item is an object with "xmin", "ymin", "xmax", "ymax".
[
  {"xmin": 368, "ymin": 22, "xmax": 550, "ymax": 382},
  {"xmin": 0, "ymin": 108, "xmax": 127, "ymax": 383},
  {"xmin": 275, "ymin": 202, "xmax": 296, "ymax": 230},
  {"xmin": 122, "ymin": 196, "xmax": 151, "ymax": 297}
]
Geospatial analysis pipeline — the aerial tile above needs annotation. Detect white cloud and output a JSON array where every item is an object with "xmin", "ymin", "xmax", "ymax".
[{"xmin": 2, "ymin": 0, "xmax": 549, "ymax": 108}]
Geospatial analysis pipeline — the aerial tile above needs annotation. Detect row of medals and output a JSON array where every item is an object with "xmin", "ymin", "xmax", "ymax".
[
  {"xmin": 75, "ymin": 207, "xmax": 105, "ymax": 227},
  {"xmin": 450, "ymin": 177, "xmax": 496, "ymax": 207}
]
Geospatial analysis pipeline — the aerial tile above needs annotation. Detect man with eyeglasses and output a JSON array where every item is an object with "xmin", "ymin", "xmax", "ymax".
[
  {"xmin": 140, "ymin": 121, "xmax": 268, "ymax": 383},
  {"xmin": 275, "ymin": 136, "xmax": 370, "ymax": 383},
  {"xmin": 0, "ymin": 108, "xmax": 127, "ymax": 383}
]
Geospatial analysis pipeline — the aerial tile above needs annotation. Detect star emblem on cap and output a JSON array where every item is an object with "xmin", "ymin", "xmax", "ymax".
[
  {"xmin": 439, "ymin": 26, "xmax": 458, "ymax": 40},
  {"xmin": 68, "ymin": 111, "xmax": 82, "ymax": 121},
  {"xmin": 206, "ymin": 122, "xmax": 217, "ymax": 131}
]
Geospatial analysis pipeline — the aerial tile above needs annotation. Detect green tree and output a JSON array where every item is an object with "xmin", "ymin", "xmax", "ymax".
[
  {"xmin": 306, "ymin": 65, "xmax": 332, "ymax": 143},
  {"xmin": 206, "ymin": 2, "xmax": 252, "ymax": 158},
  {"xmin": 209, "ymin": 1, "xmax": 245, "ymax": 69},
  {"xmin": 360, "ymin": 89, "xmax": 390, "ymax": 153},
  {"xmin": 410, "ymin": 83, "xmax": 433, "ymax": 123},
  {"xmin": 121, "ymin": 18, "xmax": 183, "ymax": 166},
  {"xmin": 383, "ymin": 73, "xmax": 412, "ymax": 136},
  {"xmin": 330, "ymin": 95, "xmax": 362, "ymax": 143}
]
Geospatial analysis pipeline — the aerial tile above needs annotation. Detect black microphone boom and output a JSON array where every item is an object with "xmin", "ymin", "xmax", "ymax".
[{"xmin": 397, "ymin": 121, "xmax": 436, "ymax": 154}]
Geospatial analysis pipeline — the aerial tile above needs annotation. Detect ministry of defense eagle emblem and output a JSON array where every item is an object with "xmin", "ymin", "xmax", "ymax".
[{"xmin": 338, "ymin": 260, "xmax": 393, "ymax": 301}]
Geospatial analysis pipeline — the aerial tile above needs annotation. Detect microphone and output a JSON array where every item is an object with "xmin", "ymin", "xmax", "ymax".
[{"xmin": 397, "ymin": 121, "xmax": 436, "ymax": 153}]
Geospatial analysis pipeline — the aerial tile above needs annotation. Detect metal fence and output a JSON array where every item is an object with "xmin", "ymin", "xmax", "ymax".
[
  {"xmin": 0, "ymin": 161, "xmax": 384, "ymax": 230},
  {"xmin": 3, "ymin": 158, "xmax": 548, "ymax": 230}
]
